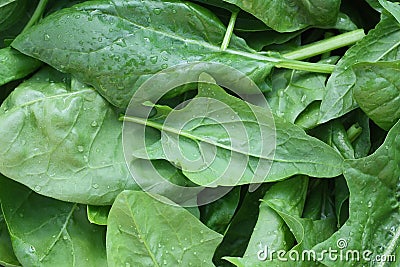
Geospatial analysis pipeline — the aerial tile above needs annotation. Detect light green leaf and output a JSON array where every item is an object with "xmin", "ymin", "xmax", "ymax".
[
  {"xmin": 319, "ymin": 15, "xmax": 400, "ymax": 123},
  {"xmin": 12, "ymin": 0, "xmax": 275, "ymax": 108},
  {"xmin": 313, "ymin": 119, "xmax": 400, "ymax": 266},
  {"xmin": 353, "ymin": 60, "xmax": 400, "ymax": 131},
  {"xmin": 0, "ymin": 47, "xmax": 41, "ymax": 86},
  {"xmin": 222, "ymin": 0, "xmax": 341, "ymax": 32},
  {"xmin": 125, "ymin": 73, "xmax": 343, "ymax": 186},
  {"xmin": 87, "ymin": 205, "xmax": 110, "ymax": 226},
  {"xmin": 0, "ymin": 67, "xmax": 139, "ymax": 205},
  {"xmin": 0, "ymin": 176, "xmax": 107, "ymax": 267},
  {"xmin": 106, "ymin": 190, "xmax": 222, "ymax": 266}
]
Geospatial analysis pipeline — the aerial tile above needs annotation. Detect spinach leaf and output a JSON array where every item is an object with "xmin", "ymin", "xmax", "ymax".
[
  {"xmin": 0, "ymin": 0, "xmax": 28, "ymax": 31},
  {"xmin": 0, "ymin": 210, "xmax": 20, "ymax": 267},
  {"xmin": 222, "ymin": 0, "xmax": 341, "ymax": 32},
  {"xmin": 378, "ymin": 0, "xmax": 400, "ymax": 23},
  {"xmin": 106, "ymin": 190, "xmax": 222, "ymax": 266},
  {"xmin": 225, "ymin": 176, "xmax": 337, "ymax": 266},
  {"xmin": 200, "ymin": 187, "xmax": 240, "ymax": 234},
  {"xmin": 313, "ymin": 119, "xmax": 400, "ymax": 266},
  {"xmin": 0, "ymin": 67, "xmax": 139, "ymax": 205},
  {"xmin": 125, "ymin": 73, "xmax": 343, "ymax": 186},
  {"xmin": 11, "ymin": 0, "xmax": 271, "ymax": 108},
  {"xmin": 353, "ymin": 60, "xmax": 400, "ymax": 131},
  {"xmin": 0, "ymin": 47, "xmax": 41, "ymax": 86},
  {"xmin": 319, "ymin": 15, "xmax": 400, "ymax": 123},
  {"xmin": 0, "ymin": 175, "xmax": 107, "ymax": 267},
  {"xmin": 267, "ymin": 57, "xmax": 336, "ymax": 124},
  {"xmin": 87, "ymin": 205, "xmax": 110, "ymax": 226}
]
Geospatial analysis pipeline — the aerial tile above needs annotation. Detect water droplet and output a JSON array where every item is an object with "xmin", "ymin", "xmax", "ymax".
[
  {"xmin": 172, "ymin": 9, "xmax": 177, "ymax": 14},
  {"xmin": 150, "ymin": 56, "xmax": 158, "ymax": 64},
  {"xmin": 143, "ymin": 37, "xmax": 150, "ymax": 42},
  {"xmin": 91, "ymin": 121, "xmax": 98, "ymax": 127},
  {"xmin": 77, "ymin": 146, "xmax": 84, "ymax": 152},
  {"xmin": 193, "ymin": 252, "xmax": 197, "ymax": 255},
  {"xmin": 301, "ymin": 95, "xmax": 307, "ymax": 102},
  {"xmin": 171, "ymin": 246, "xmax": 175, "ymax": 250},
  {"xmin": 158, "ymin": 243, "xmax": 162, "ymax": 248},
  {"xmin": 63, "ymin": 235, "xmax": 68, "ymax": 240},
  {"xmin": 125, "ymin": 263, "xmax": 131, "ymax": 267},
  {"xmin": 75, "ymin": 15, "xmax": 80, "ymax": 19},
  {"xmin": 29, "ymin": 245, "xmax": 36, "ymax": 253},
  {"xmin": 161, "ymin": 64, "xmax": 168, "ymax": 69},
  {"xmin": 92, "ymin": 184, "xmax": 99, "ymax": 189},
  {"xmin": 44, "ymin": 34, "xmax": 50, "ymax": 41},
  {"xmin": 19, "ymin": 213, "xmax": 24, "ymax": 218},
  {"xmin": 34, "ymin": 185, "xmax": 41, "ymax": 192},
  {"xmin": 98, "ymin": 37, "xmax": 103, "ymax": 42},
  {"xmin": 153, "ymin": 8, "xmax": 162, "ymax": 15},
  {"xmin": 163, "ymin": 260, "xmax": 167, "ymax": 265},
  {"xmin": 367, "ymin": 201, "xmax": 372, "ymax": 208}
]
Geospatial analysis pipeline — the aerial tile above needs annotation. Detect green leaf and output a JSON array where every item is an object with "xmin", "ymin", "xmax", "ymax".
[
  {"xmin": 313, "ymin": 119, "xmax": 400, "ymax": 266},
  {"xmin": 0, "ymin": 47, "xmax": 41, "ymax": 86},
  {"xmin": 11, "ymin": 0, "xmax": 276, "ymax": 108},
  {"xmin": 213, "ymin": 184, "xmax": 270, "ymax": 264},
  {"xmin": 106, "ymin": 190, "xmax": 222, "ymax": 266},
  {"xmin": 225, "ymin": 176, "xmax": 336, "ymax": 266},
  {"xmin": 0, "ymin": 0, "xmax": 27, "ymax": 31},
  {"xmin": 353, "ymin": 60, "xmax": 400, "ymax": 131},
  {"xmin": 378, "ymin": 0, "xmax": 400, "ymax": 23},
  {"xmin": 87, "ymin": 205, "xmax": 110, "ymax": 226},
  {"xmin": 200, "ymin": 187, "xmax": 240, "ymax": 234},
  {"xmin": 0, "ymin": 210, "xmax": 20, "ymax": 267},
  {"xmin": 0, "ymin": 67, "xmax": 139, "ymax": 205},
  {"xmin": 319, "ymin": 15, "xmax": 400, "ymax": 123},
  {"xmin": 0, "ymin": 176, "xmax": 107, "ymax": 267},
  {"xmin": 267, "ymin": 57, "xmax": 334, "ymax": 124},
  {"xmin": 125, "ymin": 73, "xmax": 343, "ymax": 186},
  {"xmin": 222, "ymin": 0, "xmax": 341, "ymax": 32}
]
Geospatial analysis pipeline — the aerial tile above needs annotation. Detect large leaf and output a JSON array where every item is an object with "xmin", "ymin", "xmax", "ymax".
[
  {"xmin": 222, "ymin": 0, "xmax": 341, "ymax": 32},
  {"xmin": 313, "ymin": 119, "xmax": 400, "ymax": 266},
  {"xmin": 0, "ymin": 67, "xmax": 139, "ymax": 205},
  {"xmin": 106, "ymin": 190, "xmax": 222, "ymax": 266},
  {"xmin": 124, "ymin": 73, "xmax": 343, "ymax": 186},
  {"xmin": 0, "ymin": 176, "xmax": 107, "ymax": 267},
  {"xmin": 319, "ymin": 15, "xmax": 400, "ymax": 123},
  {"xmin": 11, "ymin": 0, "xmax": 280, "ymax": 108},
  {"xmin": 0, "ymin": 47, "xmax": 41, "ymax": 86},
  {"xmin": 353, "ymin": 60, "xmax": 400, "ymax": 131}
]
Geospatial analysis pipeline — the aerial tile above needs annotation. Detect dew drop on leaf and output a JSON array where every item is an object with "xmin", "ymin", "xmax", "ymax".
[
  {"xmin": 34, "ymin": 185, "xmax": 41, "ymax": 192},
  {"xmin": 77, "ymin": 146, "xmax": 84, "ymax": 152},
  {"xmin": 29, "ymin": 245, "xmax": 36, "ymax": 253},
  {"xmin": 92, "ymin": 183, "xmax": 99, "ymax": 189},
  {"xmin": 153, "ymin": 8, "xmax": 161, "ymax": 15}
]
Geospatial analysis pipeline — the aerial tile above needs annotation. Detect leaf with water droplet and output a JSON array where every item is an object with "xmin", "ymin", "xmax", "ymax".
[
  {"xmin": 0, "ymin": 176, "xmax": 107, "ymax": 266},
  {"xmin": 106, "ymin": 191, "xmax": 222, "ymax": 266},
  {"xmin": 312, "ymin": 119, "xmax": 400, "ymax": 266},
  {"xmin": 12, "ymin": 0, "xmax": 278, "ymax": 108},
  {"xmin": 0, "ymin": 67, "xmax": 139, "ymax": 205}
]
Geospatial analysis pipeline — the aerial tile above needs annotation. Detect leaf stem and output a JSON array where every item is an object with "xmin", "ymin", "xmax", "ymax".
[
  {"xmin": 21, "ymin": 0, "xmax": 49, "ymax": 33},
  {"xmin": 221, "ymin": 9, "xmax": 239, "ymax": 51},
  {"xmin": 282, "ymin": 29, "xmax": 365, "ymax": 60},
  {"xmin": 347, "ymin": 123, "xmax": 362, "ymax": 143}
]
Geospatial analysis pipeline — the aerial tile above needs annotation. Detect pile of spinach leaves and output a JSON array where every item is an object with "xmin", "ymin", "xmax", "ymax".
[{"xmin": 0, "ymin": 0, "xmax": 399, "ymax": 266}]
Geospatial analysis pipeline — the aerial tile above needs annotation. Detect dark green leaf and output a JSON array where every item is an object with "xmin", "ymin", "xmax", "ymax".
[
  {"xmin": 106, "ymin": 190, "xmax": 222, "ymax": 266},
  {"xmin": 0, "ymin": 210, "xmax": 20, "ymax": 267},
  {"xmin": 313, "ymin": 119, "xmax": 400, "ymax": 266},
  {"xmin": 200, "ymin": 187, "xmax": 240, "ymax": 234},
  {"xmin": 353, "ymin": 60, "xmax": 400, "ymax": 131}
]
